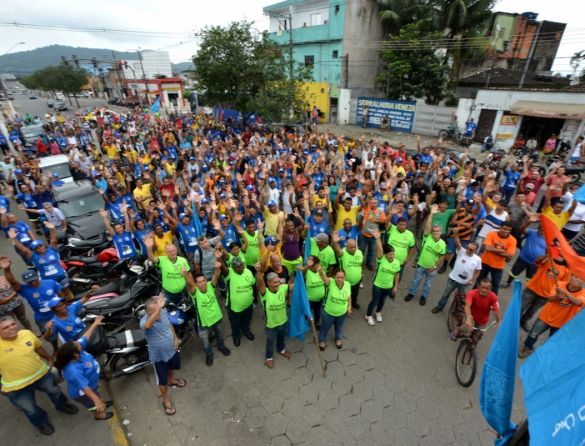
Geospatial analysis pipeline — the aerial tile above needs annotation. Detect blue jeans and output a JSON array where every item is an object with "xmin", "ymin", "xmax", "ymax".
[
  {"xmin": 164, "ymin": 288, "xmax": 187, "ymax": 305},
  {"xmin": 367, "ymin": 285, "xmax": 394, "ymax": 316},
  {"xmin": 358, "ymin": 234, "xmax": 376, "ymax": 269},
  {"xmin": 198, "ymin": 320, "xmax": 226, "ymax": 354},
  {"xmin": 524, "ymin": 318, "xmax": 558, "ymax": 349},
  {"xmin": 435, "ymin": 277, "xmax": 468, "ymax": 310},
  {"xmin": 265, "ymin": 323, "xmax": 287, "ymax": 359},
  {"xmin": 4, "ymin": 372, "xmax": 68, "ymax": 428},
  {"xmin": 319, "ymin": 309, "xmax": 346, "ymax": 342},
  {"xmin": 408, "ymin": 266, "xmax": 438, "ymax": 301},
  {"xmin": 476, "ymin": 263, "xmax": 504, "ymax": 295}
]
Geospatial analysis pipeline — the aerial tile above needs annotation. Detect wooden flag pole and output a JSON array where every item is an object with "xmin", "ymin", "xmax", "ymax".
[{"xmin": 309, "ymin": 318, "xmax": 326, "ymax": 377}]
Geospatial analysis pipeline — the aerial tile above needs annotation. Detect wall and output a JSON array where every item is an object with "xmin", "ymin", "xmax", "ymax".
[
  {"xmin": 338, "ymin": 88, "xmax": 351, "ymax": 124},
  {"xmin": 302, "ymin": 81, "xmax": 330, "ymax": 122},
  {"xmin": 490, "ymin": 13, "xmax": 516, "ymax": 53},
  {"xmin": 412, "ymin": 103, "xmax": 457, "ymax": 137},
  {"xmin": 292, "ymin": 42, "xmax": 342, "ymax": 85}
]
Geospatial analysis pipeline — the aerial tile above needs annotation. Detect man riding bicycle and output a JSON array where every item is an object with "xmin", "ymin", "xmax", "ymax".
[{"xmin": 452, "ymin": 278, "xmax": 502, "ymax": 340}]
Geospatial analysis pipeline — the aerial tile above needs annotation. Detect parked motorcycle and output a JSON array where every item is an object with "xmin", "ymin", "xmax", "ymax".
[
  {"xmin": 65, "ymin": 248, "xmax": 131, "ymax": 294},
  {"xmin": 59, "ymin": 234, "xmax": 111, "ymax": 259},
  {"xmin": 133, "ymin": 299, "xmax": 197, "ymax": 345}
]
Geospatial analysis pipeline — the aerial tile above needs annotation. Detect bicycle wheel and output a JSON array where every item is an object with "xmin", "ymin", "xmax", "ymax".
[
  {"xmin": 447, "ymin": 298, "xmax": 459, "ymax": 332},
  {"xmin": 455, "ymin": 339, "xmax": 477, "ymax": 387}
]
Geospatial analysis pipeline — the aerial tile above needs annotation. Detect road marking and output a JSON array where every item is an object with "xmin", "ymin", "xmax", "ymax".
[{"xmin": 104, "ymin": 380, "xmax": 131, "ymax": 446}]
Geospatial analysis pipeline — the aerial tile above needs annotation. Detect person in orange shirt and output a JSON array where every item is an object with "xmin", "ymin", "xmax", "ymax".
[
  {"xmin": 476, "ymin": 222, "xmax": 516, "ymax": 294},
  {"xmin": 519, "ymin": 274, "xmax": 585, "ymax": 358},
  {"xmin": 520, "ymin": 256, "xmax": 570, "ymax": 332}
]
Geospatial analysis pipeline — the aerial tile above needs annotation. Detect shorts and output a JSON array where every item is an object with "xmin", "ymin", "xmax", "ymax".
[
  {"xmin": 75, "ymin": 389, "xmax": 102, "ymax": 411},
  {"xmin": 153, "ymin": 352, "xmax": 181, "ymax": 386},
  {"xmin": 54, "ymin": 275, "xmax": 70, "ymax": 288}
]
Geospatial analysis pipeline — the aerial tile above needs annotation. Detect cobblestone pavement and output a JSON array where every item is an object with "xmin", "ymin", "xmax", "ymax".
[{"xmin": 110, "ymin": 264, "xmax": 526, "ymax": 446}]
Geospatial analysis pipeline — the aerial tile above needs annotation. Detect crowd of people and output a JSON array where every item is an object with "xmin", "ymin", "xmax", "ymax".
[{"xmin": 0, "ymin": 106, "xmax": 584, "ymax": 434}]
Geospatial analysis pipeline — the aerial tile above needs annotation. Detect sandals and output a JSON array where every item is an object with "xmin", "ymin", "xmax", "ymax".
[
  {"xmin": 169, "ymin": 378, "xmax": 187, "ymax": 388},
  {"xmin": 318, "ymin": 342, "xmax": 326, "ymax": 351},
  {"xmin": 162, "ymin": 401, "xmax": 176, "ymax": 416},
  {"xmin": 94, "ymin": 412, "xmax": 114, "ymax": 421},
  {"xmin": 335, "ymin": 340, "xmax": 343, "ymax": 349}
]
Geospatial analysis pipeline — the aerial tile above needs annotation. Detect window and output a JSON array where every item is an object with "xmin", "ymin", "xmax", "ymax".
[
  {"xmin": 305, "ymin": 55, "xmax": 314, "ymax": 67},
  {"xmin": 335, "ymin": 5, "xmax": 340, "ymax": 14},
  {"xmin": 310, "ymin": 13, "xmax": 322, "ymax": 26},
  {"xmin": 332, "ymin": 50, "xmax": 339, "ymax": 59}
]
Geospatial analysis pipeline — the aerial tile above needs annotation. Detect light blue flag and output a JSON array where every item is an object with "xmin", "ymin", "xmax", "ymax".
[
  {"xmin": 303, "ymin": 226, "xmax": 312, "ymax": 265},
  {"xmin": 574, "ymin": 183, "xmax": 585, "ymax": 204},
  {"xmin": 150, "ymin": 96, "xmax": 160, "ymax": 114},
  {"xmin": 287, "ymin": 270, "xmax": 313, "ymax": 340},
  {"xmin": 479, "ymin": 280, "xmax": 521, "ymax": 445},
  {"xmin": 520, "ymin": 304, "xmax": 585, "ymax": 446},
  {"xmin": 191, "ymin": 203, "xmax": 203, "ymax": 238}
]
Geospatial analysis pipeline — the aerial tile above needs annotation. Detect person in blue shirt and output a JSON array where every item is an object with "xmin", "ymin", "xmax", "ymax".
[
  {"xmin": 55, "ymin": 315, "xmax": 113, "ymax": 420},
  {"xmin": 0, "ymin": 194, "xmax": 10, "ymax": 212},
  {"xmin": 501, "ymin": 163, "xmax": 521, "ymax": 204},
  {"xmin": 307, "ymin": 209, "xmax": 330, "ymax": 235},
  {"xmin": 168, "ymin": 210, "xmax": 201, "ymax": 265},
  {"xmin": 9, "ymin": 222, "xmax": 74, "ymax": 300},
  {"xmin": 44, "ymin": 289, "xmax": 95, "ymax": 344},
  {"xmin": 337, "ymin": 219, "xmax": 359, "ymax": 249},
  {"xmin": 464, "ymin": 118, "xmax": 477, "ymax": 137},
  {"xmin": 219, "ymin": 214, "xmax": 239, "ymax": 249},
  {"xmin": 99, "ymin": 206, "xmax": 137, "ymax": 261}
]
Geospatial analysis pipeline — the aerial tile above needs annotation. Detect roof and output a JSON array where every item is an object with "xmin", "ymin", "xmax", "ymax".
[
  {"xmin": 263, "ymin": 0, "xmax": 324, "ymax": 13},
  {"xmin": 53, "ymin": 180, "xmax": 98, "ymax": 200},
  {"xmin": 511, "ymin": 101, "xmax": 585, "ymax": 120},
  {"xmin": 457, "ymin": 67, "xmax": 571, "ymax": 89}
]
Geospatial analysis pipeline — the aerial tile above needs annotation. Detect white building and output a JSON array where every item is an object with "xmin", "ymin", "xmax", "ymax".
[{"xmin": 121, "ymin": 50, "xmax": 173, "ymax": 80}]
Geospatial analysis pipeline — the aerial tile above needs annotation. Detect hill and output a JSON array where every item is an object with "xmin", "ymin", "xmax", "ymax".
[{"xmin": 0, "ymin": 44, "xmax": 192, "ymax": 76}]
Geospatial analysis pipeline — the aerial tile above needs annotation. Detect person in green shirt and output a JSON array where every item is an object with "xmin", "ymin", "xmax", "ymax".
[
  {"xmin": 386, "ymin": 218, "xmax": 416, "ymax": 276},
  {"xmin": 225, "ymin": 241, "xmax": 246, "ymax": 266},
  {"xmin": 404, "ymin": 205, "xmax": 446, "ymax": 305},
  {"xmin": 182, "ymin": 260, "xmax": 231, "ymax": 366},
  {"xmin": 221, "ymin": 257, "xmax": 256, "ymax": 347},
  {"xmin": 332, "ymin": 232, "xmax": 364, "ymax": 309},
  {"xmin": 240, "ymin": 218, "xmax": 262, "ymax": 269},
  {"xmin": 310, "ymin": 233, "xmax": 337, "ymax": 275},
  {"xmin": 365, "ymin": 230, "xmax": 401, "ymax": 325},
  {"xmin": 298, "ymin": 255, "xmax": 328, "ymax": 328},
  {"xmin": 144, "ymin": 234, "xmax": 190, "ymax": 304},
  {"xmin": 256, "ymin": 268, "xmax": 293, "ymax": 369},
  {"xmin": 431, "ymin": 200, "xmax": 456, "ymax": 234},
  {"xmin": 318, "ymin": 269, "xmax": 352, "ymax": 351}
]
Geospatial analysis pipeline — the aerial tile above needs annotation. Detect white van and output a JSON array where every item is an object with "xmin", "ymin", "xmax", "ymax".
[{"xmin": 39, "ymin": 154, "xmax": 73, "ymax": 183}]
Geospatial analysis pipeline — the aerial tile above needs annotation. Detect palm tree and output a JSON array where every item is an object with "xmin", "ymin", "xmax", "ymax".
[{"xmin": 376, "ymin": 0, "xmax": 429, "ymax": 35}]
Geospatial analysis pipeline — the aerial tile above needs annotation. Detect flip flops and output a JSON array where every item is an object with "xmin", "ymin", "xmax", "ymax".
[
  {"xmin": 162, "ymin": 401, "xmax": 176, "ymax": 416},
  {"xmin": 169, "ymin": 378, "xmax": 186, "ymax": 388}
]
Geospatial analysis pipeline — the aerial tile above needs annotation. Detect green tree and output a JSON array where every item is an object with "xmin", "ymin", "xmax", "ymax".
[
  {"xmin": 377, "ymin": 25, "xmax": 449, "ymax": 104},
  {"xmin": 21, "ymin": 64, "xmax": 87, "ymax": 106},
  {"xmin": 193, "ymin": 21, "xmax": 310, "ymax": 122}
]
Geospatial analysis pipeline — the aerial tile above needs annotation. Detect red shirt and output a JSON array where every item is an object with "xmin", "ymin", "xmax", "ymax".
[{"xmin": 466, "ymin": 289, "xmax": 499, "ymax": 325}]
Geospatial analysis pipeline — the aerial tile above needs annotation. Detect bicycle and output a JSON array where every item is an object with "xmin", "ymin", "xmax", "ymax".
[
  {"xmin": 447, "ymin": 290, "xmax": 466, "ymax": 333},
  {"xmin": 454, "ymin": 321, "xmax": 497, "ymax": 387}
]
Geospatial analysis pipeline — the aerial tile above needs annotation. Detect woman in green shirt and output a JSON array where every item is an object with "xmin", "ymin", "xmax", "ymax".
[
  {"xmin": 365, "ymin": 231, "xmax": 401, "ymax": 326},
  {"xmin": 318, "ymin": 269, "xmax": 352, "ymax": 350},
  {"xmin": 298, "ymin": 255, "xmax": 328, "ymax": 328},
  {"xmin": 256, "ymin": 268, "xmax": 292, "ymax": 369}
]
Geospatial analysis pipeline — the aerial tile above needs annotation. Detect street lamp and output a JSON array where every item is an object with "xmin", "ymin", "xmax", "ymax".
[{"xmin": 2, "ymin": 41, "xmax": 25, "ymax": 56}]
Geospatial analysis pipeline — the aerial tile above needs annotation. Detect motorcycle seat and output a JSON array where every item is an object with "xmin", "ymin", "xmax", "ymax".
[
  {"xmin": 70, "ymin": 237, "xmax": 106, "ymax": 247},
  {"xmin": 67, "ymin": 255, "xmax": 98, "ymax": 264},
  {"xmin": 108, "ymin": 330, "xmax": 147, "ymax": 349},
  {"xmin": 84, "ymin": 291, "xmax": 133, "ymax": 311}
]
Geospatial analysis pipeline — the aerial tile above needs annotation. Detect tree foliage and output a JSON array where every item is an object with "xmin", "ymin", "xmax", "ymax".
[
  {"xmin": 377, "ymin": 25, "xmax": 449, "ymax": 104},
  {"xmin": 193, "ymin": 21, "xmax": 311, "ymax": 122},
  {"xmin": 21, "ymin": 65, "xmax": 87, "ymax": 96}
]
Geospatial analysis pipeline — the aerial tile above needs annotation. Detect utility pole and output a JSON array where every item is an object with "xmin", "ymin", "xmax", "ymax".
[
  {"xmin": 519, "ymin": 20, "xmax": 542, "ymax": 88},
  {"xmin": 288, "ymin": 5, "xmax": 294, "ymax": 119},
  {"xmin": 137, "ymin": 49, "xmax": 150, "ymax": 105}
]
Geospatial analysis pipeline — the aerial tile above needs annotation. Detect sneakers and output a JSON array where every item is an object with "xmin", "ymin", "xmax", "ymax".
[
  {"xmin": 375, "ymin": 312, "xmax": 383, "ymax": 323},
  {"xmin": 431, "ymin": 306, "xmax": 442, "ymax": 314},
  {"xmin": 265, "ymin": 358, "xmax": 275, "ymax": 369},
  {"xmin": 352, "ymin": 302, "xmax": 361, "ymax": 309},
  {"xmin": 218, "ymin": 345, "xmax": 231, "ymax": 356},
  {"xmin": 365, "ymin": 315, "xmax": 375, "ymax": 326},
  {"xmin": 205, "ymin": 352, "xmax": 213, "ymax": 366},
  {"xmin": 419, "ymin": 297, "xmax": 426, "ymax": 306},
  {"xmin": 279, "ymin": 349, "xmax": 292, "ymax": 359},
  {"xmin": 243, "ymin": 331, "xmax": 255, "ymax": 341},
  {"xmin": 38, "ymin": 422, "xmax": 55, "ymax": 435},
  {"xmin": 518, "ymin": 346, "xmax": 533, "ymax": 359},
  {"xmin": 404, "ymin": 293, "xmax": 414, "ymax": 302}
]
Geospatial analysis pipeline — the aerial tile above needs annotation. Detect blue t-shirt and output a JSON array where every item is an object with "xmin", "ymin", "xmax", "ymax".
[
  {"xmin": 503, "ymin": 169, "xmax": 521, "ymax": 191},
  {"xmin": 63, "ymin": 336, "xmax": 100, "ymax": 398},
  {"xmin": 19, "ymin": 279, "xmax": 62, "ymax": 321},
  {"xmin": 0, "ymin": 195, "xmax": 10, "ymax": 212},
  {"xmin": 337, "ymin": 226, "xmax": 359, "ymax": 249},
  {"xmin": 52, "ymin": 300, "xmax": 85, "ymax": 343},
  {"xmin": 308, "ymin": 215, "xmax": 329, "ymax": 235},
  {"xmin": 519, "ymin": 228, "xmax": 546, "ymax": 264},
  {"xmin": 177, "ymin": 222, "xmax": 199, "ymax": 253},
  {"xmin": 3, "ymin": 221, "xmax": 33, "ymax": 246},
  {"xmin": 32, "ymin": 247, "xmax": 66, "ymax": 280},
  {"xmin": 140, "ymin": 309, "xmax": 176, "ymax": 363},
  {"xmin": 113, "ymin": 232, "xmax": 137, "ymax": 259},
  {"xmin": 220, "ymin": 224, "xmax": 239, "ymax": 249}
]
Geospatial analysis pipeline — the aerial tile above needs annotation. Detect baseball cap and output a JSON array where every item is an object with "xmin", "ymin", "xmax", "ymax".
[
  {"xmin": 219, "ymin": 214, "xmax": 228, "ymax": 221},
  {"xmin": 179, "ymin": 213, "xmax": 187, "ymax": 220},
  {"xmin": 466, "ymin": 199, "xmax": 474, "ymax": 205},
  {"xmin": 265, "ymin": 236, "xmax": 278, "ymax": 245},
  {"xmin": 395, "ymin": 157, "xmax": 403, "ymax": 163},
  {"xmin": 245, "ymin": 185, "xmax": 254, "ymax": 191},
  {"xmin": 231, "ymin": 257, "xmax": 244, "ymax": 268},
  {"xmin": 48, "ymin": 297, "xmax": 64, "ymax": 309},
  {"xmin": 267, "ymin": 199, "xmax": 277, "ymax": 207},
  {"xmin": 14, "ymin": 169, "xmax": 23, "ymax": 175},
  {"xmin": 21, "ymin": 270, "xmax": 39, "ymax": 283},
  {"xmin": 525, "ymin": 183, "xmax": 535, "ymax": 190},
  {"xmin": 200, "ymin": 198, "xmax": 209, "ymax": 204},
  {"xmin": 30, "ymin": 240, "xmax": 45, "ymax": 250},
  {"xmin": 315, "ymin": 210, "xmax": 324, "ymax": 216}
]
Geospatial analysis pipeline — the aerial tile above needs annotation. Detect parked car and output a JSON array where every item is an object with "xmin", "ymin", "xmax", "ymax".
[
  {"xmin": 29, "ymin": 95, "xmax": 37, "ymax": 99},
  {"xmin": 52, "ymin": 180, "xmax": 106, "ymax": 241},
  {"xmin": 54, "ymin": 100, "xmax": 68, "ymax": 111},
  {"xmin": 123, "ymin": 96, "xmax": 140, "ymax": 107},
  {"xmin": 39, "ymin": 154, "xmax": 73, "ymax": 183},
  {"xmin": 47, "ymin": 99, "xmax": 56, "ymax": 108},
  {"xmin": 108, "ymin": 97, "xmax": 121, "ymax": 105},
  {"xmin": 21, "ymin": 123, "xmax": 45, "ymax": 144}
]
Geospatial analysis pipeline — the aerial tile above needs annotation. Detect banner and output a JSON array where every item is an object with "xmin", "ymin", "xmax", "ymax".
[
  {"xmin": 356, "ymin": 98, "xmax": 416, "ymax": 132},
  {"xmin": 540, "ymin": 215, "xmax": 585, "ymax": 280}
]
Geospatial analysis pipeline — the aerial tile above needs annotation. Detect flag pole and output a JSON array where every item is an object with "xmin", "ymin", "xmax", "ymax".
[{"xmin": 309, "ymin": 318, "xmax": 326, "ymax": 377}]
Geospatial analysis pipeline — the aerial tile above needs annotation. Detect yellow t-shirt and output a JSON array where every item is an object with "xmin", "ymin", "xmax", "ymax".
[
  {"xmin": 391, "ymin": 166, "xmax": 406, "ymax": 177},
  {"xmin": 335, "ymin": 205, "xmax": 359, "ymax": 230},
  {"xmin": 312, "ymin": 195, "xmax": 332, "ymax": 212},
  {"xmin": 104, "ymin": 144, "xmax": 119, "ymax": 160},
  {"xmin": 263, "ymin": 210, "xmax": 284, "ymax": 237},
  {"xmin": 543, "ymin": 206, "xmax": 570, "ymax": 230},
  {"xmin": 133, "ymin": 184, "xmax": 153, "ymax": 208},
  {"xmin": 154, "ymin": 231, "xmax": 175, "ymax": 257},
  {"xmin": 0, "ymin": 330, "xmax": 49, "ymax": 392}
]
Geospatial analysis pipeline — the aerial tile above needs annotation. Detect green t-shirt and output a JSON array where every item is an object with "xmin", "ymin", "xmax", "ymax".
[
  {"xmin": 261, "ymin": 284, "xmax": 288, "ymax": 328},
  {"xmin": 305, "ymin": 269, "xmax": 325, "ymax": 302},
  {"xmin": 387, "ymin": 226, "xmax": 415, "ymax": 265},
  {"xmin": 417, "ymin": 234, "xmax": 447, "ymax": 269},
  {"xmin": 339, "ymin": 249, "xmax": 364, "ymax": 286},
  {"xmin": 373, "ymin": 256, "xmax": 401, "ymax": 289},
  {"xmin": 225, "ymin": 268, "xmax": 256, "ymax": 312},
  {"xmin": 243, "ymin": 231, "xmax": 260, "ymax": 266},
  {"xmin": 310, "ymin": 239, "xmax": 337, "ymax": 270},
  {"xmin": 158, "ymin": 256, "xmax": 189, "ymax": 293},
  {"xmin": 324, "ymin": 280, "xmax": 351, "ymax": 317},
  {"xmin": 432, "ymin": 210, "xmax": 456, "ymax": 234},
  {"xmin": 190, "ymin": 283, "xmax": 222, "ymax": 328}
]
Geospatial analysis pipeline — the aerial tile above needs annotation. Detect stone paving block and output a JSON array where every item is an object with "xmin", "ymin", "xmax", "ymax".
[
  {"xmin": 321, "ymin": 346, "xmax": 340, "ymax": 362},
  {"xmin": 479, "ymin": 428, "xmax": 498, "ymax": 446},
  {"xmin": 324, "ymin": 362, "xmax": 346, "ymax": 381},
  {"xmin": 305, "ymin": 425, "xmax": 337, "ymax": 445},
  {"xmin": 265, "ymin": 413, "xmax": 289, "ymax": 437},
  {"xmin": 419, "ymin": 399, "xmax": 441, "ymax": 420},
  {"xmin": 244, "ymin": 406, "xmax": 269, "ymax": 430},
  {"xmin": 406, "ymin": 413, "xmax": 431, "ymax": 438},
  {"xmin": 359, "ymin": 399, "xmax": 384, "ymax": 423},
  {"xmin": 383, "ymin": 373, "xmax": 407, "ymax": 393},
  {"xmin": 297, "ymin": 382, "xmax": 320, "ymax": 406},
  {"xmin": 344, "ymin": 364, "xmax": 365, "ymax": 384},
  {"xmin": 393, "ymin": 426, "xmax": 420, "ymax": 445},
  {"xmin": 350, "ymin": 380, "xmax": 374, "ymax": 403},
  {"xmin": 282, "ymin": 397, "xmax": 306, "ymax": 419},
  {"xmin": 371, "ymin": 385, "xmax": 394, "ymax": 408},
  {"xmin": 363, "ymin": 369, "xmax": 385, "ymax": 388},
  {"xmin": 333, "ymin": 430, "xmax": 360, "ymax": 446},
  {"xmin": 452, "ymin": 423, "xmax": 483, "ymax": 446},
  {"xmin": 347, "ymin": 415, "xmax": 371, "ymax": 440},
  {"xmin": 285, "ymin": 418, "xmax": 310, "ymax": 444},
  {"xmin": 331, "ymin": 379, "xmax": 352, "ymax": 396},
  {"xmin": 290, "ymin": 365, "xmax": 313, "ymax": 387},
  {"xmin": 338, "ymin": 349, "xmax": 358, "ymax": 366},
  {"xmin": 339, "ymin": 394, "xmax": 361, "ymax": 417},
  {"xmin": 322, "ymin": 409, "xmax": 350, "ymax": 434},
  {"xmin": 287, "ymin": 339, "xmax": 306, "ymax": 354},
  {"xmin": 301, "ymin": 403, "xmax": 325, "ymax": 427},
  {"xmin": 393, "ymin": 390, "xmax": 417, "ymax": 413},
  {"xmin": 261, "ymin": 395, "xmax": 285, "ymax": 414},
  {"xmin": 317, "ymin": 388, "xmax": 339, "ymax": 411},
  {"xmin": 382, "ymin": 404, "xmax": 408, "ymax": 430},
  {"xmin": 270, "ymin": 435, "xmax": 292, "ymax": 446},
  {"xmin": 242, "ymin": 387, "xmax": 262, "ymax": 408},
  {"xmin": 429, "ymin": 419, "xmax": 456, "ymax": 444},
  {"xmin": 370, "ymin": 420, "xmax": 395, "ymax": 445},
  {"xmin": 355, "ymin": 352, "xmax": 377, "ymax": 370},
  {"xmin": 287, "ymin": 351, "xmax": 309, "ymax": 369}
]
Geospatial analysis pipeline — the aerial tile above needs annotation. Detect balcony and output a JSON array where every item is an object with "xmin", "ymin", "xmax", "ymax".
[{"xmin": 269, "ymin": 23, "xmax": 343, "ymax": 45}]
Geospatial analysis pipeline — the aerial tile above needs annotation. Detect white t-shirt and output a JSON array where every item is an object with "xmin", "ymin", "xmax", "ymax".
[
  {"xmin": 39, "ymin": 208, "xmax": 66, "ymax": 227},
  {"xmin": 571, "ymin": 142, "xmax": 583, "ymax": 158},
  {"xmin": 564, "ymin": 203, "xmax": 585, "ymax": 232},
  {"xmin": 449, "ymin": 248, "xmax": 482, "ymax": 284}
]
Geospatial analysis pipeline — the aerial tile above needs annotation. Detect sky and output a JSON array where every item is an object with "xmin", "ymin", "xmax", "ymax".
[{"xmin": 1, "ymin": 0, "xmax": 584, "ymax": 74}]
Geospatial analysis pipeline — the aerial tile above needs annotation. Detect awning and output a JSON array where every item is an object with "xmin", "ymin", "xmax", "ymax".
[{"xmin": 510, "ymin": 101, "xmax": 585, "ymax": 120}]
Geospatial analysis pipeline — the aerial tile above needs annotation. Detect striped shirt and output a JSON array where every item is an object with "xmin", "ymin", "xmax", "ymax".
[{"xmin": 140, "ymin": 310, "xmax": 176, "ymax": 363}]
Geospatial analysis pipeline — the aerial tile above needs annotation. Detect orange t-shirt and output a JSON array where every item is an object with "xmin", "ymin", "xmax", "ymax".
[
  {"xmin": 526, "ymin": 261, "xmax": 570, "ymax": 298},
  {"xmin": 539, "ymin": 282, "xmax": 585, "ymax": 328},
  {"xmin": 480, "ymin": 231, "xmax": 517, "ymax": 269}
]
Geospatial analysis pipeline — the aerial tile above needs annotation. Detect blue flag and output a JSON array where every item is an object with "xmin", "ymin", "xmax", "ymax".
[
  {"xmin": 479, "ymin": 280, "xmax": 521, "ymax": 445},
  {"xmin": 303, "ymin": 226, "xmax": 312, "ymax": 265},
  {"xmin": 191, "ymin": 203, "xmax": 203, "ymax": 238},
  {"xmin": 150, "ymin": 96, "xmax": 160, "ymax": 114},
  {"xmin": 520, "ymin": 305, "xmax": 585, "ymax": 446},
  {"xmin": 288, "ymin": 270, "xmax": 313, "ymax": 340},
  {"xmin": 574, "ymin": 183, "xmax": 585, "ymax": 204}
]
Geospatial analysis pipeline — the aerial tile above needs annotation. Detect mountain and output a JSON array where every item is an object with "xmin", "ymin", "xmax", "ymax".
[
  {"xmin": 0, "ymin": 44, "xmax": 192, "ymax": 76},
  {"xmin": 172, "ymin": 61, "xmax": 194, "ymax": 73}
]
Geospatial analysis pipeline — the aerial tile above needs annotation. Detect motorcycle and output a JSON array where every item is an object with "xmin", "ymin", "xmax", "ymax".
[
  {"xmin": 65, "ymin": 248, "xmax": 130, "ymax": 294},
  {"xmin": 133, "ymin": 299, "xmax": 197, "ymax": 345},
  {"xmin": 59, "ymin": 234, "xmax": 111, "ymax": 259}
]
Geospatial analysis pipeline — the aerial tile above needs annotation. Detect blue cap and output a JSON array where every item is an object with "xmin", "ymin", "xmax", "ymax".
[
  {"xmin": 264, "ymin": 236, "xmax": 278, "ymax": 245},
  {"xmin": 48, "ymin": 297, "xmax": 64, "ymax": 309},
  {"xmin": 219, "ymin": 214, "xmax": 228, "ymax": 221},
  {"xmin": 269, "ymin": 177, "xmax": 276, "ymax": 183},
  {"xmin": 219, "ymin": 193, "xmax": 227, "ymax": 199},
  {"xmin": 245, "ymin": 185, "xmax": 254, "ymax": 191},
  {"xmin": 179, "ymin": 213, "xmax": 187, "ymax": 219},
  {"xmin": 30, "ymin": 240, "xmax": 45, "ymax": 249},
  {"xmin": 278, "ymin": 168, "xmax": 285, "ymax": 173},
  {"xmin": 267, "ymin": 199, "xmax": 277, "ymax": 207},
  {"xmin": 396, "ymin": 157, "xmax": 403, "ymax": 163},
  {"xmin": 200, "ymin": 198, "xmax": 208, "ymax": 204},
  {"xmin": 21, "ymin": 270, "xmax": 39, "ymax": 283},
  {"xmin": 189, "ymin": 156, "xmax": 195, "ymax": 160},
  {"xmin": 15, "ymin": 169, "xmax": 23, "ymax": 175},
  {"xmin": 303, "ymin": 150, "xmax": 309, "ymax": 156}
]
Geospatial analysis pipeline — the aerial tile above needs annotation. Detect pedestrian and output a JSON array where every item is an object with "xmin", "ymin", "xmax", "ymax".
[
  {"xmin": 318, "ymin": 269, "xmax": 352, "ymax": 350},
  {"xmin": 140, "ymin": 294, "xmax": 186, "ymax": 416},
  {"xmin": 299, "ymin": 256, "xmax": 328, "ymax": 328},
  {"xmin": 0, "ymin": 263, "xmax": 34, "ymax": 331},
  {"xmin": 222, "ymin": 257, "xmax": 256, "ymax": 347},
  {"xmin": 0, "ymin": 315, "xmax": 79, "ymax": 435},
  {"xmin": 332, "ymin": 231, "xmax": 363, "ymax": 309},
  {"xmin": 475, "ymin": 221, "xmax": 516, "ymax": 294}
]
